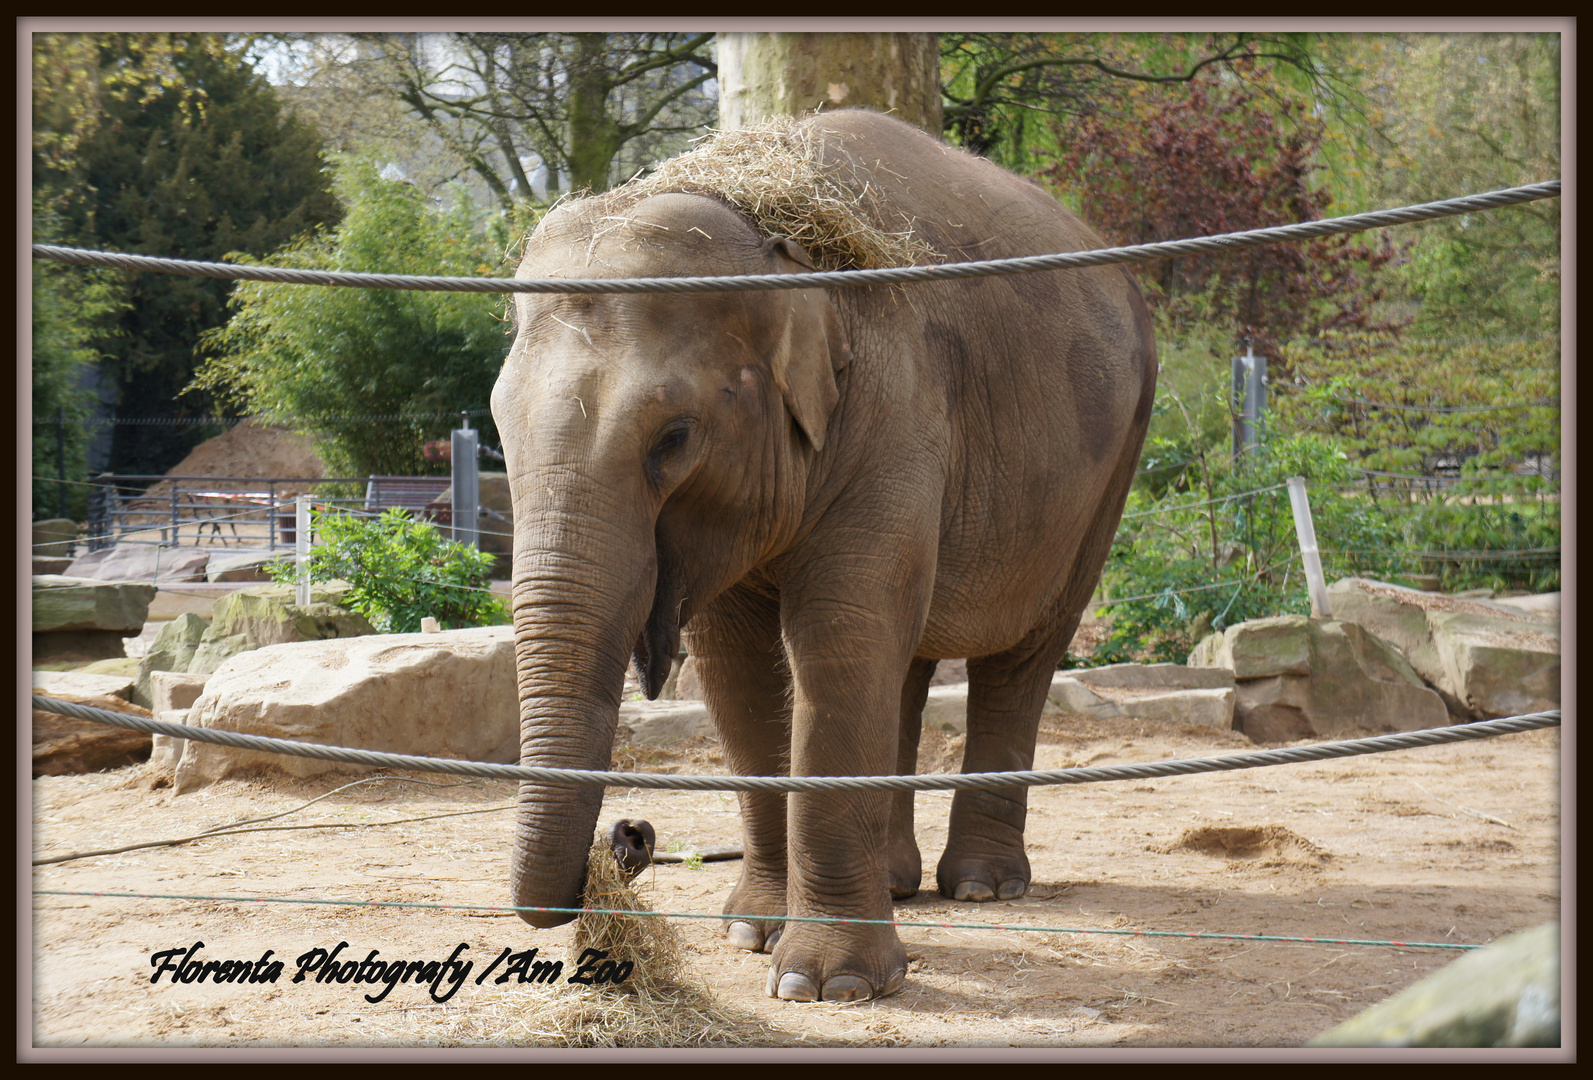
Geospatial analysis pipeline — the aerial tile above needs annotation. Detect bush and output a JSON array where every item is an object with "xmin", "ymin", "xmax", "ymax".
[
  {"xmin": 1092, "ymin": 433, "xmax": 1400, "ymax": 665},
  {"xmin": 269, "ymin": 508, "xmax": 509, "ymax": 633}
]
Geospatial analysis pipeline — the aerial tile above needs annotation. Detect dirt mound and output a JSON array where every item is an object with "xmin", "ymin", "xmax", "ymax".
[
  {"xmin": 1161, "ymin": 824, "xmax": 1332, "ymax": 866},
  {"xmin": 165, "ymin": 420, "xmax": 323, "ymax": 482}
]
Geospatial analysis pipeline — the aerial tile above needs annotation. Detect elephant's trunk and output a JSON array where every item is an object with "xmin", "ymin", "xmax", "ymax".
[{"xmin": 506, "ymin": 495, "xmax": 659, "ymax": 928}]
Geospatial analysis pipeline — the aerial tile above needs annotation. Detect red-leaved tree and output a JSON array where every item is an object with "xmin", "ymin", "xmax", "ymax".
[{"xmin": 1041, "ymin": 66, "xmax": 1405, "ymax": 365}]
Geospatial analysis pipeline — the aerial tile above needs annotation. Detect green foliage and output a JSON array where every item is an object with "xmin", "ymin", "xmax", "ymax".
[
  {"xmin": 31, "ymin": 202, "xmax": 128, "ymax": 521},
  {"xmin": 269, "ymin": 508, "xmax": 508, "ymax": 634},
  {"xmin": 31, "ymin": 33, "xmax": 341, "ymax": 477},
  {"xmin": 193, "ymin": 155, "xmax": 515, "ymax": 477},
  {"xmin": 1094, "ymin": 434, "xmax": 1400, "ymax": 665}
]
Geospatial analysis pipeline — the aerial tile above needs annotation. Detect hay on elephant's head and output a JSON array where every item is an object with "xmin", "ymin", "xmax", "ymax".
[
  {"xmin": 581, "ymin": 118, "xmax": 938, "ymax": 272},
  {"xmin": 510, "ymin": 838, "xmax": 769, "ymax": 1048}
]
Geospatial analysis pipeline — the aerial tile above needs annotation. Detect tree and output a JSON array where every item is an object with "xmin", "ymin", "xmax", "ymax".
[
  {"xmin": 30, "ymin": 201, "xmax": 128, "ymax": 521},
  {"xmin": 191, "ymin": 155, "xmax": 513, "ymax": 479},
  {"xmin": 268, "ymin": 32, "xmax": 718, "ymax": 206},
  {"xmin": 1039, "ymin": 63, "xmax": 1403, "ymax": 365},
  {"xmin": 1358, "ymin": 33, "xmax": 1561, "ymax": 337},
  {"xmin": 939, "ymin": 32, "xmax": 1370, "ymax": 178},
  {"xmin": 31, "ymin": 33, "xmax": 342, "ymax": 477},
  {"xmin": 717, "ymin": 32, "xmax": 942, "ymax": 134}
]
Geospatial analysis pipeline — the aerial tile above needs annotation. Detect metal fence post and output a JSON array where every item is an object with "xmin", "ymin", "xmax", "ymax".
[
  {"xmin": 1286, "ymin": 477, "xmax": 1331, "ymax": 618},
  {"xmin": 296, "ymin": 495, "xmax": 311, "ymax": 607},
  {"xmin": 451, "ymin": 418, "xmax": 480, "ymax": 550}
]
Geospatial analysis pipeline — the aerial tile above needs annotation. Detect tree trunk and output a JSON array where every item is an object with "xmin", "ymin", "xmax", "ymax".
[
  {"xmin": 717, "ymin": 33, "xmax": 942, "ymax": 135},
  {"xmin": 566, "ymin": 33, "xmax": 623, "ymax": 193}
]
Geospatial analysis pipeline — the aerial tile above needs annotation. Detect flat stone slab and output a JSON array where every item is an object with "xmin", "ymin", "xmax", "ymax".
[
  {"xmin": 1069, "ymin": 663, "xmax": 1235, "ymax": 692},
  {"xmin": 32, "ymin": 691, "xmax": 153, "ymax": 776},
  {"xmin": 32, "ymin": 670, "xmax": 135, "ymax": 701},
  {"xmin": 619, "ymin": 700, "xmax": 715, "ymax": 745},
  {"xmin": 923, "ymin": 671, "xmax": 1237, "ymax": 733},
  {"xmin": 33, "ymin": 575, "xmax": 156, "ymax": 633},
  {"xmin": 65, "ymin": 544, "xmax": 212, "ymax": 584}
]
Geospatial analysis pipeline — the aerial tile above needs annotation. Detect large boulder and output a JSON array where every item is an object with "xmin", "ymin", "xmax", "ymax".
[
  {"xmin": 173, "ymin": 626, "xmax": 519, "ymax": 792},
  {"xmin": 33, "ymin": 518, "xmax": 79, "ymax": 558},
  {"xmin": 32, "ymin": 690, "xmax": 153, "ymax": 776},
  {"xmin": 1189, "ymin": 615, "xmax": 1449, "ymax": 741},
  {"xmin": 185, "ymin": 582, "xmax": 376, "ymax": 677},
  {"xmin": 1309, "ymin": 922, "xmax": 1559, "ymax": 1047},
  {"xmin": 132, "ymin": 614, "xmax": 209, "ymax": 708},
  {"xmin": 205, "ymin": 551, "xmax": 280, "ymax": 583},
  {"xmin": 64, "ymin": 544, "xmax": 211, "ymax": 584},
  {"xmin": 33, "ymin": 575, "xmax": 157, "ymax": 665},
  {"xmin": 1326, "ymin": 578, "xmax": 1560, "ymax": 720},
  {"xmin": 32, "ymin": 575, "xmax": 155, "ymax": 633}
]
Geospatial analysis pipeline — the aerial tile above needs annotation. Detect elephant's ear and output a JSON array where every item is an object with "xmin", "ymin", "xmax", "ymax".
[{"xmin": 766, "ymin": 237, "xmax": 845, "ymax": 453}]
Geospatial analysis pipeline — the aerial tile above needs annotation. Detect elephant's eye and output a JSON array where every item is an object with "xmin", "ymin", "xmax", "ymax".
[{"xmin": 647, "ymin": 420, "xmax": 694, "ymax": 486}]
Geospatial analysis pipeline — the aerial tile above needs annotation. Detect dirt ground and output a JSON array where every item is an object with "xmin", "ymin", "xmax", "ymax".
[{"xmin": 28, "ymin": 704, "xmax": 1562, "ymax": 1051}]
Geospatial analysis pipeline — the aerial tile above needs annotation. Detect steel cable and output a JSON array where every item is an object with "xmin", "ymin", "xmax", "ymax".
[
  {"xmin": 31, "ymin": 182, "xmax": 1560, "ymax": 295},
  {"xmin": 31, "ymin": 695, "xmax": 1558, "ymax": 792}
]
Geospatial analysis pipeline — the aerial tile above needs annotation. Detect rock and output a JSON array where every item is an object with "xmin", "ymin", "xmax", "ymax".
[
  {"xmin": 151, "ymin": 669, "xmax": 210, "ymax": 713},
  {"xmin": 1309, "ymin": 922, "xmax": 1559, "ymax": 1047},
  {"xmin": 32, "ymin": 690, "xmax": 153, "ymax": 776},
  {"xmin": 32, "ymin": 670, "xmax": 135, "ymax": 701},
  {"xmin": 33, "ymin": 518, "xmax": 79, "ymax": 558},
  {"xmin": 185, "ymin": 582, "xmax": 376, "ymax": 678},
  {"xmin": 1187, "ymin": 617, "xmax": 1311, "ymax": 678},
  {"xmin": 1189, "ymin": 616, "xmax": 1449, "ymax": 740},
  {"xmin": 80, "ymin": 656, "xmax": 143, "ymax": 679},
  {"xmin": 205, "ymin": 551, "xmax": 282, "ymax": 583},
  {"xmin": 922, "ymin": 684, "xmax": 971, "ymax": 732},
  {"xmin": 1326, "ymin": 578, "xmax": 1560, "ymax": 720},
  {"xmin": 32, "ymin": 575, "xmax": 156, "ymax": 633},
  {"xmin": 1069, "ymin": 663, "xmax": 1236, "ymax": 692},
  {"xmin": 620, "ymin": 699, "xmax": 715, "ymax": 745},
  {"xmin": 921, "ymin": 666, "xmax": 1236, "ymax": 734},
  {"xmin": 133, "ymin": 614, "xmax": 210, "ymax": 707},
  {"xmin": 64, "ymin": 544, "xmax": 211, "ymax": 584},
  {"xmin": 31, "ymin": 631, "xmax": 131, "ymax": 666},
  {"xmin": 1491, "ymin": 592, "xmax": 1560, "ymax": 619},
  {"xmin": 173, "ymin": 626, "xmax": 520, "ymax": 792},
  {"xmin": 32, "ymin": 556, "xmax": 72, "ymax": 575}
]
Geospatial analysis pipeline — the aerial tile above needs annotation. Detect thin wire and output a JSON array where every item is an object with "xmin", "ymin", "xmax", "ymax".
[{"xmin": 29, "ymin": 889, "xmax": 1483, "ymax": 951}]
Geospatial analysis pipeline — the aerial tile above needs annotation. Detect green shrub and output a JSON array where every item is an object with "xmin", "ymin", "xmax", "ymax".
[
  {"xmin": 1092, "ymin": 434, "xmax": 1401, "ymax": 665},
  {"xmin": 269, "ymin": 508, "xmax": 509, "ymax": 633}
]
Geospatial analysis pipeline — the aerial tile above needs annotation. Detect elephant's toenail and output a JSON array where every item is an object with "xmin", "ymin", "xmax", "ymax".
[
  {"xmin": 881, "ymin": 968, "xmax": 907, "ymax": 997},
  {"xmin": 777, "ymin": 972, "xmax": 819, "ymax": 1001},
  {"xmin": 821, "ymin": 974, "xmax": 872, "ymax": 1002},
  {"xmin": 997, "ymin": 878, "xmax": 1028, "ymax": 900},
  {"xmin": 764, "ymin": 927, "xmax": 782, "ymax": 951},
  {"xmin": 727, "ymin": 921, "xmax": 761, "ymax": 951},
  {"xmin": 953, "ymin": 881, "xmax": 996, "ymax": 902}
]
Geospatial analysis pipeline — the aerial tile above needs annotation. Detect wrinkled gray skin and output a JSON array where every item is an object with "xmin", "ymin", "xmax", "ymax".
[{"xmin": 492, "ymin": 111, "xmax": 1156, "ymax": 1003}]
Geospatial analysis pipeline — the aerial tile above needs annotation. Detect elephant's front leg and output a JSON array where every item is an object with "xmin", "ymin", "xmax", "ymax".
[
  {"xmin": 686, "ymin": 587, "xmax": 791, "ymax": 953},
  {"xmin": 769, "ymin": 575, "xmax": 931, "ymax": 1002}
]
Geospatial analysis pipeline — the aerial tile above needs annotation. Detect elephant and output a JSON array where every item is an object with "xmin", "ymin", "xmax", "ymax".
[{"xmin": 491, "ymin": 109, "xmax": 1157, "ymax": 1003}]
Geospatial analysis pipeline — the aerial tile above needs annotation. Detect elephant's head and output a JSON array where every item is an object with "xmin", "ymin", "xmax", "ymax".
[{"xmin": 490, "ymin": 193, "xmax": 845, "ymax": 926}]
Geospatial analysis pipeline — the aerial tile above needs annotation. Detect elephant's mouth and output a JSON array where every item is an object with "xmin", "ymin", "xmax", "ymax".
[{"xmin": 632, "ymin": 540, "xmax": 684, "ymax": 699}]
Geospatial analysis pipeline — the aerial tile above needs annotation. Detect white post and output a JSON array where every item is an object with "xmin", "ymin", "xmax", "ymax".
[
  {"xmin": 295, "ymin": 495, "xmax": 311, "ymax": 607},
  {"xmin": 1286, "ymin": 477, "xmax": 1331, "ymax": 618}
]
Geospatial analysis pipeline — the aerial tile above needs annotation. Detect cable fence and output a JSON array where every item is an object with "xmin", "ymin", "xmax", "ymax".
[{"xmin": 28, "ymin": 694, "xmax": 1560, "ymax": 792}]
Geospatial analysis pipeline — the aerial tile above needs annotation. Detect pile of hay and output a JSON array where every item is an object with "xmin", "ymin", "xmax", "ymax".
[
  {"xmin": 512, "ymin": 839, "xmax": 771, "ymax": 1048},
  {"xmin": 583, "ymin": 118, "xmax": 939, "ymax": 272}
]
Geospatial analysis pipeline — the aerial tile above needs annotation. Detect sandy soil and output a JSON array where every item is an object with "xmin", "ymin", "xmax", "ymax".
[{"xmin": 29, "ymin": 706, "xmax": 1561, "ymax": 1051}]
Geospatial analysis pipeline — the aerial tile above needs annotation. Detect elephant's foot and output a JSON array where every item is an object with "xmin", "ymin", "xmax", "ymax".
[
  {"xmin": 765, "ymin": 920, "xmax": 908, "ymax": 1002},
  {"xmin": 936, "ymin": 846, "xmax": 1031, "ymax": 902},
  {"xmin": 723, "ymin": 868, "xmax": 787, "ymax": 953},
  {"xmin": 885, "ymin": 834, "xmax": 922, "ymax": 900}
]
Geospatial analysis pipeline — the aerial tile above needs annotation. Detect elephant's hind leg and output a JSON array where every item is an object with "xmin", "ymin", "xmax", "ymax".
[
  {"xmin": 686, "ymin": 586, "xmax": 791, "ymax": 953},
  {"xmin": 937, "ymin": 632, "xmax": 1071, "ymax": 902},
  {"xmin": 888, "ymin": 657, "xmax": 937, "ymax": 899}
]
